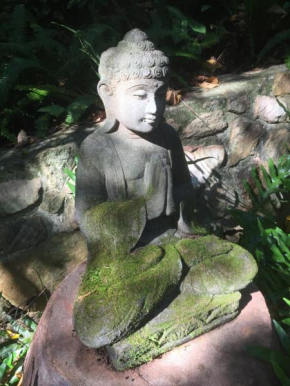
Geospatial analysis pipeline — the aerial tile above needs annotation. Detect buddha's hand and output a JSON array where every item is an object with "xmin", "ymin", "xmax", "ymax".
[{"xmin": 144, "ymin": 154, "xmax": 169, "ymax": 220}]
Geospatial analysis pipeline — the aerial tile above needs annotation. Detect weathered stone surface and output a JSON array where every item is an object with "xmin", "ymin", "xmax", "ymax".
[
  {"xmin": 40, "ymin": 190, "xmax": 65, "ymax": 214},
  {"xmin": 254, "ymin": 95, "xmax": 288, "ymax": 123},
  {"xmin": 108, "ymin": 236, "xmax": 257, "ymax": 370},
  {"xmin": 263, "ymin": 127, "xmax": 290, "ymax": 161},
  {"xmin": 166, "ymin": 117, "xmax": 181, "ymax": 132},
  {"xmin": 0, "ymin": 231, "xmax": 86, "ymax": 308},
  {"xmin": 184, "ymin": 145, "xmax": 225, "ymax": 187},
  {"xmin": 23, "ymin": 262, "xmax": 279, "ymax": 386},
  {"xmin": 179, "ymin": 238, "xmax": 257, "ymax": 295},
  {"xmin": 227, "ymin": 93, "xmax": 250, "ymax": 114},
  {"xmin": 108, "ymin": 292, "xmax": 241, "ymax": 370},
  {"xmin": 35, "ymin": 144, "xmax": 77, "ymax": 192},
  {"xmin": 203, "ymin": 181, "xmax": 238, "ymax": 219},
  {"xmin": 228, "ymin": 117, "xmax": 264, "ymax": 166},
  {"xmin": 0, "ymin": 216, "xmax": 48, "ymax": 256},
  {"xmin": 0, "ymin": 296, "xmax": 10, "ymax": 327},
  {"xmin": 183, "ymin": 110, "xmax": 228, "ymax": 139},
  {"xmin": 74, "ymin": 243, "xmax": 183, "ymax": 348},
  {"xmin": 0, "ymin": 178, "xmax": 41, "ymax": 217},
  {"xmin": 273, "ymin": 71, "xmax": 290, "ymax": 96}
]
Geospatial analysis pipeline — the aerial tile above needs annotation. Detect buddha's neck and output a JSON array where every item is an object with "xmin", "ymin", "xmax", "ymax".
[{"xmin": 117, "ymin": 123, "xmax": 156, "ymax": 141}]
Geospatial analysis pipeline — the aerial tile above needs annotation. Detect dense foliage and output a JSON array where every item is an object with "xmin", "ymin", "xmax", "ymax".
[
  {"xmin": 0, "ymin": 309, "xmax": 37, "ymax": 385},
  {"xmin": 1, "ymin": 0, "xmax": 290, "ymax": 142},
  {"xmin": 232, "ymin": 154, "xmax": 290, "ymax": 383}
]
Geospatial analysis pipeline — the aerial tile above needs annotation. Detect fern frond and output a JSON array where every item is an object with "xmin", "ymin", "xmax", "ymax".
[
  {"xmin": 34, "ymin": 113, "xmax": 50, "ymax": 137},
  {"xmin": 65, "ymin": 95, "xmax": 96, "ymax": 125},
  {"xmin": 0, "ymin": 109, "xmax": 16, "ymax": 141},
  {"xmin": 200, "ymin": 32, "xmax": 223, "ymax": 49},
  {"xmin": 15, "ymin": 85, "xmax": 79, "ymax": 99},
  {"xmin": 165, "ymin": 49, "xmax": 202, "ymax": 60},
  {"xmin": 0, "ymin": 58, "xmax": 48, "ymax": 107},
  {"xmin": 0, "ymin": 43, "xmax": 31, "ymax": 58},
  {"xmin": 257, "ymin": 29, "xmax": 290, "ymax": 64},
  {"xmin": 38, "ymin": 104, "xmax": 65, "ymax": 117},
  {"xmin": 9, "ymin": 5, "xmax": 32, "ymax": 46},
  {"xmin": 244, "ymin": 155, "xmax": 290, "ymax": 219},
  {"xmin": 29, "ymin": 24, "xmax": 66, "ymax": 56}
]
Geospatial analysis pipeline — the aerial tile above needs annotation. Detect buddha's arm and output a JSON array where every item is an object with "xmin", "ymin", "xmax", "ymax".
[
  {"xmin": 76, "ymin": 136, "xmax": 147, "ymax": 256},
  {"xmin": 168, "ymin": 128, "xmax": 193, "ymax": 202},
  {"xmin": 166, "ymin": 126, "xmax": 195, "ymax": 232},
  {"xmin": 75, "ymin": 141, "xmax": 108, "ymax": 234}
]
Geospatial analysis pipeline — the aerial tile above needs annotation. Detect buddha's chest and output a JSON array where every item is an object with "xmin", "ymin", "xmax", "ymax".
[{"xmin": 110, "ymin": 135, "xmax": 171, "ymax": 192}]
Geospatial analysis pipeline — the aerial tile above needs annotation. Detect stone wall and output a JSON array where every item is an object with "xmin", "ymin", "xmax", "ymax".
[
  {"xmin": 165, "ymin": 64, "xmax": 290, "ymax": 226},
  {"xmin": 1, "ymin": 64, "xmax": 289, "ymax": 308},
  {"xmin": 0, "ymin": 127, "xmax": 93, "ymax": 308}
]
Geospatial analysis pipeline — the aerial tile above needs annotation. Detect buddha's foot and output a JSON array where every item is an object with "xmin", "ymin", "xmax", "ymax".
[{"xmin": 106, "ymin": 235, "xmax": 258, "ymax": 370}]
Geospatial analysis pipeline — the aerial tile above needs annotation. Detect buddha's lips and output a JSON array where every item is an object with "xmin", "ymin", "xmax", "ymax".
[{"xmin": 143, "ymin": 115, "xmax": 157, "ymax": 124}]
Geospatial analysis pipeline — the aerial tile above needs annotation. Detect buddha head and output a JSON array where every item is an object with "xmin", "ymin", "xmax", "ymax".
[{"xmin": 98, "ymin": 29, "xmax": 170, "ymax": 134}]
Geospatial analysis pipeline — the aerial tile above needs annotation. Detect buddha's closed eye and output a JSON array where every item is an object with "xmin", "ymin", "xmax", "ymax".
[{"xmin": 133, "ymin": 90, "xmax": 147, "ymax": 99}]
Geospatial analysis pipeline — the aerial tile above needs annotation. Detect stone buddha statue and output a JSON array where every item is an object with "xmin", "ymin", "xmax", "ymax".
[
  {"xmin": 73, "ymin": 29, "xmax": 258, "ymax": 370},
  {"xmin": 75, "ymin": 29, "xmax": 193, "ymax": 244}
]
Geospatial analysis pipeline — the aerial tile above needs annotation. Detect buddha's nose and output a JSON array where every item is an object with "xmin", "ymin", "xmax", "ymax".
[{"xmin": 146, "ymin": 96, "xmax": 157, "ymax": 115}]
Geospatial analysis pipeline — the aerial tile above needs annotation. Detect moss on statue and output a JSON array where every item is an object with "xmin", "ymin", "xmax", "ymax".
[
  {"xmin": 102, "ymin": 235, "xmax": 257, "ymax": 370},
  {"xmin": 107, "ymin": 291, "xmax": 241, "ymax": 370},
  {"xmin": 175, "ymin": 235, "xmax": 233, "ymax": 267},
  {"xmin": 73, "ymin": 200, "xmax": 258, "ymax": 366},
  {"xmin": 82, "ymin": 197, "xmax": 147, "ymax": 264},
  {"xmin": 181, "ymin": 243, "xmax": 258, "ymax": 296},
  {"xmin": 73, "ymin": 240, "xmax": 183, "ymax": 348}
]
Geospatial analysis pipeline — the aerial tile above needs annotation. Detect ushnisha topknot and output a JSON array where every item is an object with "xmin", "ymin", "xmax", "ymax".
[{"xmin": 98, "ymin": 28, "xmax": 170, "ymax": 86}]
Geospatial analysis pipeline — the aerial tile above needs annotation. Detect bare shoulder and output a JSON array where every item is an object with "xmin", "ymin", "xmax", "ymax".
[{"xmin": 79, "ymin": 129, "xmax": 111, "ymax": 165}]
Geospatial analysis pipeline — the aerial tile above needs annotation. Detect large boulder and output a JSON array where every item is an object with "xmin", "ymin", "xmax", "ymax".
[{"xmin": 0, "ymin": 231, "xmax": 86, "ymax": 309}]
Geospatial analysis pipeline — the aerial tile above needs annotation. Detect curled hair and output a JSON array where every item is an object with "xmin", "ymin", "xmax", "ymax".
[{"xmin": 98, "ymin": 29, "xmax": 170, "ymax": 86}]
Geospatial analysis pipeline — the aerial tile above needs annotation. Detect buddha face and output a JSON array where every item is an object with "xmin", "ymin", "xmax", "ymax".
[{"xmin": 111, "ymin": 78, "xmax": 168, "ymax": 134}]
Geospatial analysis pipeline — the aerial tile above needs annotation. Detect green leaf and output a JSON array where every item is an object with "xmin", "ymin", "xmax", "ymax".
[
  {"xmin": 166, "ymin": 6, "xmax": 187, "ymax": 20},
  {"xmin": 0, "ymin": 362, "xmax": 7, "ymax": 381},
  {"xmin": 260, "ymin": 164, "xmax": 272, "ymax": 189},
  {"xmin": 201, "ymin": 5, "xmax": 212, "ymax": 12},
  {"xmin": 64, "ymin": 168, "xmax": 76, "ymax": 182},
  {"xmin": 268, "ymin": 158, "xmax": 278, "ymax": 181},
  {"xmin": 0, "ymin": 342, "xmax": 18, "ymax": 359},
  {"xmin": 38, "ymin": 104, "xmax": 65, "ymax": 117},
  {"xmin": 67, "ymin": 182, "xmax": 75, "ymax": 195},
  {"xmin": 23, "ymin": 316, "xmax": 37, "ymax": 331},
  {"xmin": 273, "ymin": 320, "xmax": 290, "ymax": 355},
  {"xmin": 166, "ymin": 6, "xmax": 206, "ymax": 34},
  {"xmin": 282, "ymin": 318, "xmax": 290, "ymax": 326},
  {"xmin": 271, "ymin": 361, "xmax": 290, "ymax": 386},
  {"xmin": 188, "ymin": 19, "xmax": 206, "ymax": 34},
  {"xmin": 65, "ymin": 95, "xmax": 95, "ymax": 125},
  {"xmin": 247, "ymin": 345, "xmax": 290, "ymax": 368},
  {"xmin": 34, "ymin": 113, "xmax": 50, "ymax": 137}
]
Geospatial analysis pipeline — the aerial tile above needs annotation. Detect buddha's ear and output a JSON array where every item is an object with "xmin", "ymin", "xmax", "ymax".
[
  {"xmin": 97, "ymin": 81, "xmax": 113, "ymax": 106},
  {"xmin": 97, "ymin": 81, "xmax": 118, "ymax": 133}
]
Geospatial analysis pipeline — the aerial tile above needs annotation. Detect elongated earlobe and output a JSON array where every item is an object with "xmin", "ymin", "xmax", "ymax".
[{"xmin": 97, "ymin": 81, "xmax": 118, "ymax": 133}]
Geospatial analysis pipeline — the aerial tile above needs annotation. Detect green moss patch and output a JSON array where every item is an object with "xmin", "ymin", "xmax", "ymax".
[
  {"xmin": 108, "ymin": 291, "xmax": 241, "ymax": 370},
  {"xmin": 175, "ymin": 235, "xmax": 233, "ymax": 267},
  {"xmin": 73, "ymin": 243, "xmax": 182, "ymax": 348},
  {"xmin": 82, "ymin": 197, "xmax": 147, "ymax": 263},
  {"xmin": 182, "ymin": 243, "xmax": 258, "ymax": 295}
]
